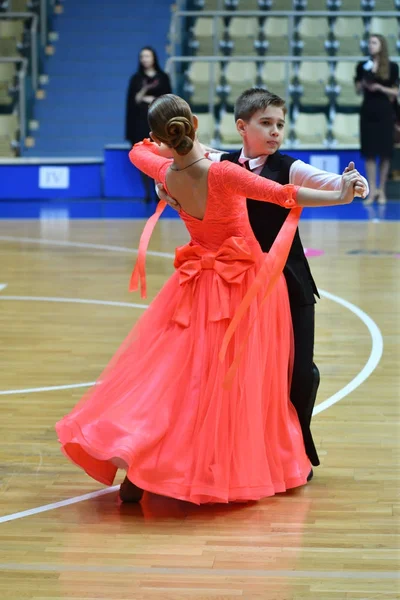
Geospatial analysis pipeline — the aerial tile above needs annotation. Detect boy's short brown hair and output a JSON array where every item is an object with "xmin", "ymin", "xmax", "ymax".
[{"xmin": 234, "ymin": 88, "xmax": 287, "ymax": 122}]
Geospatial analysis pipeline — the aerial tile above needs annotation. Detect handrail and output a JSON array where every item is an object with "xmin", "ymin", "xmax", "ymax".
[
  {"xmin": 166, "ymin": 54, "xmax": 400, "ymax": 98},
  {"xmin": 18, "ymin": 58, "xmax": 27, "ymax": 147},
  {"xmin": 175, "ymin": 10, "xmax": 400, "ymax": 16},
  {"xmin": 166, "ymin": 54, "xmax": 400, "ymax": 96},
  {"xmin": 40, "ymin": 0, "xmax": 48, "ymax": 48},
  {"xmin": 0, "ymin": 12, "xmax": 39, "ymax": 90},
  {"xmin": 167, "ymin": 55, "xmax": 400, "ymax": 65},
  {"xmin": 166, "ymin": 53, "xmax": 400, "ymax": 147},
  {"xmin": 170, "ymin": 9, "xmax": 400, "ymax": 60},
  {"xmin": 173, "ymin": 0, "xmax": 188, "ymax": 10}
]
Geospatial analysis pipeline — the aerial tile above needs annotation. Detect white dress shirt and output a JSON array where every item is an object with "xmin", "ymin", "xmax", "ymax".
[{"xmin": 207, "ymin": 150, "xmax": 369, "ymax": 194}]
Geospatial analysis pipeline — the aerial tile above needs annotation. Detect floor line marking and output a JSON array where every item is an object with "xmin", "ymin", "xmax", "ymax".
[{"xmin": 0, "ymin": 563, "xmax": 397, "ymax": 579}]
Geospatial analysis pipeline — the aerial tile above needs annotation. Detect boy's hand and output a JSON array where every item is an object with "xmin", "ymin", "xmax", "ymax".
[
  {"xmin": 155, "ymin": 183, "xmax": 180, "ymax": 211},
  {"xmin": 342, "ymin": 161, "xmax": 367, "ymax": 198},
  {"xmin": 340, "ymin": 163, "xmax": 366, "ymax": 202},
  {"xmin": 343, "ymin": 161, "xmax": 357, "ymax": 174}
]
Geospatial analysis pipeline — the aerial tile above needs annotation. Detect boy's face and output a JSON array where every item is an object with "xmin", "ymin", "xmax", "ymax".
[{"xmin": 236, "ymin": 105, "xmax": 286, "ymax": 158}]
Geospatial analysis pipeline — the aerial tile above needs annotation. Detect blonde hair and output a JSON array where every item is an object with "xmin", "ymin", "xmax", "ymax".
[
  {"xmin": 370, "ymin": 34, "xmax": 390, "ymax": 80},
  {"xmin": 148, "ymin": 94, "xmax": 195, "ymax": 156}
]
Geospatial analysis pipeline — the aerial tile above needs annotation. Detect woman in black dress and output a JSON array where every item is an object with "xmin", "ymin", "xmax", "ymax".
[
  {"xmin": 126, "ymin": 47, "xmax": 172, "ymax": 202},
  {"xmin": 355, "ymin": 34, "xmax": 399, "ymax": 204}
]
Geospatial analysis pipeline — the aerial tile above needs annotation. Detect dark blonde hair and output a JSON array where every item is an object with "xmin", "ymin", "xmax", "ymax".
[
  {"xmin": 370, "ymin": 34, "xmax": 390, "ymax": 80},
  {"xmin": 234, "ymin": 88, "xmax": 287, "ymax": 122},
  {"xmin": 148, "ymin": 94, "xmax": 195, "ymax": 156}
]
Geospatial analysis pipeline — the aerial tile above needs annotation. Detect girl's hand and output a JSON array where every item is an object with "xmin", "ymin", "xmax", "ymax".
[{"xmin": 365, "ymin": 82, "xmax": 382, "ymax": 92}]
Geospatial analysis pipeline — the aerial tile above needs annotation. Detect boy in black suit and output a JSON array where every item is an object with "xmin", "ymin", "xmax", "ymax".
[{"xmin": 157, "ymin": 88, "xmax": 368, "ymax": 472}]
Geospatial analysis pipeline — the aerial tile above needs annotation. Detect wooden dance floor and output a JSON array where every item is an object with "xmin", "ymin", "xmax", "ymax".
[{"xmin": 0, "ymin": 216, "xmax": 398, "ymax": 599}]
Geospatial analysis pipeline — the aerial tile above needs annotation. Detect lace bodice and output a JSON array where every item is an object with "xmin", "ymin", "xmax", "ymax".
[{"xmin": 129, "ymin": 140, "xmax": 299, "ymax": 254}]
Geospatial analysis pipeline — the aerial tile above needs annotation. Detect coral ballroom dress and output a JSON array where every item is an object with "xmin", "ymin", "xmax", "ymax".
[{"xmin": 55, "ymin": 140, "xmax": 311, "ymax": 504}]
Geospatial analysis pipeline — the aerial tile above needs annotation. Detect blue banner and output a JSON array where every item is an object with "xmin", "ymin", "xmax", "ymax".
[
  {"xmin": 103, "ymin": 146, "xmax": 367, "ymax": 198},
  {"xmin": 0, "ymin": 161, "xmax": 102, "ymax": 199},
  {"xmin": 0, "ymin": 149, "xmax": 367, "ymax": 201}
]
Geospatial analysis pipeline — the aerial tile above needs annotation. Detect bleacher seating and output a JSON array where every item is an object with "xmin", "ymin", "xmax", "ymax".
[
  {"xmin": 0, "ymin": 0, "xmax": 55, "ymax": 156},
  {"xmin": 0, "ymin": 112, "xmax": 18, "ymax": 156},
  {"xmin": 1, "ymin": 0, "xmax": 399, "ymax": 155},
  {"xmin": 176, "ymin": 1, "xmax": 399, "ymax": 147}
]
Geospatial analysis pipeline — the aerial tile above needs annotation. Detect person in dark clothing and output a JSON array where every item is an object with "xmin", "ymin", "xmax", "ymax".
[
  {"xmin": 156, "ymin": 88, "xmax": 368, "ymax": 472},
  {"xmin": 126, "ymin": 46, "xmax": 172, "ymax": 202},
  {"xmin": 355, "ymin": 34, "xmax": 399, "ymax": 205}
]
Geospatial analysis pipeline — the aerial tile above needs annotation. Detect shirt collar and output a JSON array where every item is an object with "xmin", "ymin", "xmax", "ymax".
[{"xmin": 238, "ymin": 150, "xmax": 267, "ymax": 171}]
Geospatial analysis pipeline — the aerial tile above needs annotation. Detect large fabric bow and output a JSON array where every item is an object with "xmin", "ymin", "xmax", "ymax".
[
  {"xmin": 129, "ymin": 197, "xmax": 303, "ymax": 390},
  {"xmin": 172, "ymin": 237, "xmax": 256, "ymax": 328}
]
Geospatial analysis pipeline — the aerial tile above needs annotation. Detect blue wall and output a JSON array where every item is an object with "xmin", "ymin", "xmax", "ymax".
[
  {"xmin": 103, "ymin": 147, "xmax": 367, "ymax": 198},
  {"xmin": 26, "ymin": 1, "xmax": 173, "ymax": 158},
  {"xmin": 0, "ymin": 148, "xmax": 367, "ymax": 201}
]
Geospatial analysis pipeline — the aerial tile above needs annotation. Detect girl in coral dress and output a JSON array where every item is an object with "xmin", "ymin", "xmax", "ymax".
[{"xmin": 56, "ymin": 95, "xmax": 365, "ymax": 505}]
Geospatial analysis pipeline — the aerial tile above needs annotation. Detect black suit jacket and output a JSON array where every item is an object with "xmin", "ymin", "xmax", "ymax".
[{"xmin": 220, "ymin": 150, "xmax": 318, "ymax": 306}]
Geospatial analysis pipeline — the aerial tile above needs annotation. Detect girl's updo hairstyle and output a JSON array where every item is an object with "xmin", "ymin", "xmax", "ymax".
[{"xmin": 148, "ymin": 94, "xmax": 195, "ymax": 156}]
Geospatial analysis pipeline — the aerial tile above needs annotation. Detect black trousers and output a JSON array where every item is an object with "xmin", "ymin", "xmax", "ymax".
[
  {"xmin": 289, "ymin": 301, "xmax": 320, "ymax": 466},
  {"xmin": 139, "ymin": 172, "xmax": 153, "ymax": 202}
]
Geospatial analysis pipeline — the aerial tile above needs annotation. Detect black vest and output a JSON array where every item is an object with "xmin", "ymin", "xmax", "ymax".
[{"xmin": 220, "ymin": 150, "xmax": 318, "ymax": 305}]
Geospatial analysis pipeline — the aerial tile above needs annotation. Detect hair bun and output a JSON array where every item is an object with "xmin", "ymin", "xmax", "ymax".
[
  {"xmin": 165, "ymin": 117, "xmax": 192, "ymax": 146},
  {"xmin": 165, "ymin": 116, "xmax": 194, "ymax": 155}
]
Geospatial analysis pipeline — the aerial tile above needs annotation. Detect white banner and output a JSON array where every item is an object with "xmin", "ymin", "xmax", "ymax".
[
  {"xmin": 39, "ymin": 166, "xmax": 70, "ymax": 189},
  {"xmin": 309, "ymin": 154, "xmax": 340, "ymax": 174}
]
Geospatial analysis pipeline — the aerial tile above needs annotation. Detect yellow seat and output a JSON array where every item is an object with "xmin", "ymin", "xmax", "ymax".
[
  {"xmin": 294, "ymin": 111, "xmax": 328, "ymax": 146},
  {"xmin": 262, "ymin": 18, "xmax": 291, "ymax": 55},
  {"xmin": 196, "ymin": 112, "xmax": 216, "ymax": 145},
  {"xmin": 335, "ymin": 62, "xmax": 362, "ymax": 107},
  {"xmin": 332, "ymin": 112, "xmax": 359, "ymax": 146},
  {"xmin": 260, "ymin": 62, "xmax": 291, "ymax": 100},
  {"xmin": 333, "ymin": 17, "xmax": 364, "ymax": 56},
  {"xmin": 219, "ymin": 110, "xmax": 241, "ymax": 144},
  {"xmin": 191, "ymin": 17, "xmax": 224, "ymax": 55},
  {"xmin": 186, "ymin": 62, "xmax": 221, "ymax": 105},
  {"xmin": 224, "ymin": 61, "xmax": 258, "ymax": 103},
  {"xmin": 297, "ymin": 17, "xmax": 330, "ymax": 56},
  {"xmin": 228, "ymin": 17, "xmax": 259, "ymax": 55},
  {"xmin": 296, "ymin": 61, "xmax": 330, "ymax": 106},
  {"xmin": 0, "ymin": 113, "xmax": 18, "ymax": 157}
]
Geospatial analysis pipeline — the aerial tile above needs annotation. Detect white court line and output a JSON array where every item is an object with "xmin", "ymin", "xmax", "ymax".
[
  {"xmin": 0, "ymin": 295, "xmax": 148, "ymax": 396},
  {"xmin": 0, "ymin": 237, "xmax": 384, "ymax": 523},
  {"xmin": 0, "ymin": 381, "xmax": 96, "ymax": 396},
  {"xmin": 0, "ymin": 487, "xmax": 120, "ymax": 524},
  {"xmin": 314, "ymin": 290, "xmax": 383, "ymax": 416},
  {"xmin": 0, "ymin": 291, "xmax": 383, "ymax": 405},
  {"xmin": 0, "ymin": 295, "xmax": 147, "ymax": 309},
  {"xmin": 0, "ymin": 235, "xmax": 175, "ymax": 258},
  {"xmin": 0, "ymin": 291, "xmax": 383, "ymax": 523}
]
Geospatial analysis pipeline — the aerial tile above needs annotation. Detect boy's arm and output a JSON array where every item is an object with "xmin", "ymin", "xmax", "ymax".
[{"xmin": 290, "ymin": 159, "xmax": 369, "ymax": 195}]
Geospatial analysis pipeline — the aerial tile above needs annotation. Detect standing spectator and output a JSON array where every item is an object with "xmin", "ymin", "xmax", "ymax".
[
  {"xmin": 355, "ymin": 34, "xmax": 399, "ymax": 205},
  {"xmin": 125, "ymin": 47, "xmax": 172, "ymax": 202}
]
